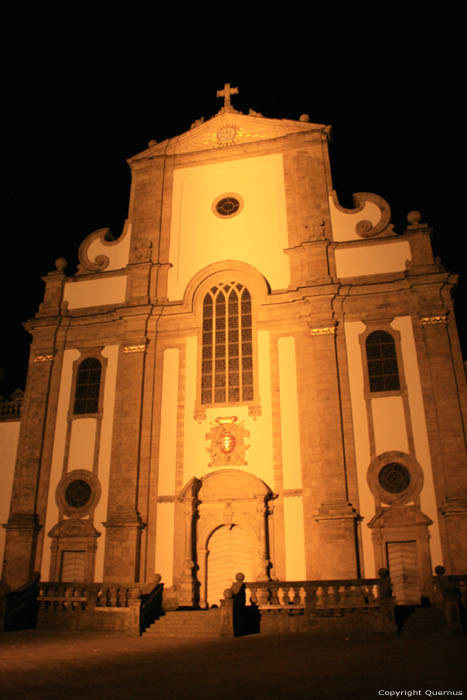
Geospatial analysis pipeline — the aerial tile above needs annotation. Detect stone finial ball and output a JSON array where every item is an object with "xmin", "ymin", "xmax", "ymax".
[
  {"xmin": 435, "ymin": 565, "xmax": 446, "ymax": 575},
  {"xmin": 299, "ymin": 114, "xmax": 310, "ymax": 122},
  {"xmin": 378, "ymin": 567, "xmax": 389, "ymax": 578},
  {"xmin": 235, "ymin": 572, "xmax": 245, "ymax": 582},
  {"xmin": 55, "ymin": 257, "xmax": 68, "ymax": 272},
  {"xmin": 148, "ymin": 139, "xmax": 157, "ymax": 147},
  {"xmin": 223, "ymin": 588, "xmax": 233, "ymax": 599},
  {"xmin": 153, "ymin": 573, "xmax": 162, "ymax": 583},
  {"xmin": 407, "ymin": 210, "xmax": 422, "ymax": 225}
]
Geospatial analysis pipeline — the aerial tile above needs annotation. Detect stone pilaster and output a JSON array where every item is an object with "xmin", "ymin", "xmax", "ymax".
[
  {"xmin": 2, "ymin": 347, "xmax": 56, "ymax": 588},
  {"xmin": 308, "ymin": 322, "xmax": 359, "ymax": 579},
  {"xmin": 103, "ymin": 327, "xmax": 148, "ymax": 582},
  {"xmin": 420, "ymin": 314, "xmax": 467, "ymax": 573}
]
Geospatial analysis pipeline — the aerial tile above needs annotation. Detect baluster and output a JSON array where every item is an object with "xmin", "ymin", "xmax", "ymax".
[
  {"xmin": 247, "ymin": 584, "xmax": 257, "ymax": 605},
  {"xmin": 109, "ymin": 586, "xmax": 118, "ymax": 607},
  {"xmin": 304, "ymin": 584, "xmax": 317, "ymax": 610},
  {"xmin": 270, "ymin": 584, "xmax": 280, "ymax": 605},
  {"xmin": 320, "ymin": 584, "xmax": 329, "ymax": 609},
  {"xmin": 255, "ymin": 584, "xmax": 269, "ymax": 606},
  {"xmin": 291, "ymin": 585, "xmax": 301, "ymax": 605},
  {"xmin": 367, "ymin": 583, "xmax": 377, "ymax": 606},
  {"xmin": 331, "ymin": 585, "xmax": 340, "ymax": 608}
]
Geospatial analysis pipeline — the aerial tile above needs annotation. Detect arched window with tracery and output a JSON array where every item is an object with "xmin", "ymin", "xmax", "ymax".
[
  {"xmin": 201, "ymin": 282, "xmax": 253, "ymax": 404},
  {"xmin": 73, "ymin": 357, "xmax": 102, "ymax": 414},
  {"xmin": 366, "ymin": 330, "xmax": 400, "ymax": 392}
]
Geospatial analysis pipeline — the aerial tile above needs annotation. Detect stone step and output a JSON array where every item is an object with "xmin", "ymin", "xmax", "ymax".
[
  {"xmin": 144, "ymin": 610, "xmax": 222, "ymax": 637},
  {"xmin": 399, "ymin": 606, "xmax": 444, "ymax": 637}
]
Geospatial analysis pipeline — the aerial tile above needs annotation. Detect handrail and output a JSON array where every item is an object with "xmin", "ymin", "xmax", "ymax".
[
  {"xmin": 2, "ymin": 575, "xmax": 40, "ymax": 631},
  {"xmin": 139, "ymin": 582, "xmax": 164, "ymax": 635}
]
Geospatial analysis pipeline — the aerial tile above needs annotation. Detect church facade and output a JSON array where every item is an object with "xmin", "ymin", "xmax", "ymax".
[{"xmin": 2, "ymin": 86, "xmax": 467, "ymax": 608}]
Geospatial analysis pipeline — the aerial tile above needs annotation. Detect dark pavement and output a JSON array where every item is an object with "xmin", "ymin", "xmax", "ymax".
[{"xmin": 0, "ymin": 628, "xmax": 466, "ymax": 700}]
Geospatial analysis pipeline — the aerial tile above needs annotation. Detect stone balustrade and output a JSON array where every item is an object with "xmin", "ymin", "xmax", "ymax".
[
  {"xmin": 37, "ymin": 582, "xmax": 142, "ymax": 631},
  {"xmin": 244, "ymin": 578, "xmax": 381, "ymax": 610},
  {"xmin": 0, "ymin": 398, "xmax": 22, "ymax": 419}
]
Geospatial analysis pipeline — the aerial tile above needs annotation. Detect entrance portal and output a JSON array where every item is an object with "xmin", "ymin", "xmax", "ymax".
[
  {"xmin": 207, "ymin": 525, "xmax": 253, "ymax": 607},
  {"xmin": 178, "ymin": 469, "xmax": 273, "ymax": 608}
]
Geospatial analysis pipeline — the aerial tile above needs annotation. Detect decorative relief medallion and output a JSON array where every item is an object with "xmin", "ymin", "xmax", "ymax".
[
  {"xmin": 216, "ymin": 124, "xmax": 238, "ymax": 147},
  {"xmin": 205, "ymin": 416, "xmax": 250, "ymax": 467}
]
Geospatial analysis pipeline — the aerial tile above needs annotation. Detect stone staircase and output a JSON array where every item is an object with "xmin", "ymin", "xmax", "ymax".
[
  {"xmin": 397, "ymin": 605, "xmax": 444, "ymax": 637},
  {"xmin": 143, "ymin": 609, "xmax": 222, "ymax": 638}
]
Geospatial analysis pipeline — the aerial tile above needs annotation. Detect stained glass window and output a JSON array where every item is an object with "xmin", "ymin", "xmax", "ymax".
[{"xmin": 201, "ymin": 283, "xmax": 253, "ymax": 404}]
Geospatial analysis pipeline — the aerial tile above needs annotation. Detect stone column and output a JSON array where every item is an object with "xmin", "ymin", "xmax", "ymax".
[{"xmin": 308, "ymin": 322, "xmax": 359, "ymax": 579}]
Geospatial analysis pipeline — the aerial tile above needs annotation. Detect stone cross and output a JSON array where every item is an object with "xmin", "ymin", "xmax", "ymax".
[{"xmin": 217, "ymin": 83, "xmax": 239, "ymax": 109}]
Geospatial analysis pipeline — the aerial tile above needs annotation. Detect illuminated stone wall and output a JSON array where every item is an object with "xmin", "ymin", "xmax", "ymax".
[{"xmin": 2, "ymin": 101, "xmax": 466, "ymax": 608}]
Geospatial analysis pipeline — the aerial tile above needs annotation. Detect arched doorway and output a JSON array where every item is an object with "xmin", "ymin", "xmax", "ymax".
[
  {"xmin": 178, "ymin": 469, "xmax": 273, "ymax": 608},
  {"xmin": 206, "ymin": 524, "xmax": 254, "ymax": 607}
]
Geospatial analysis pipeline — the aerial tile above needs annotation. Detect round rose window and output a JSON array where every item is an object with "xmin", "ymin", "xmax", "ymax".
[
  {"xmin": 216, "ymin": 197, "xmax": 240, "ymax": 217},
  {"xmin": 65, "ymin": 480, "xmax": 92, "ymax": 508},
  {"xmin": 378, "ymin": 463, "xmax": 411, "ymax": 494}
]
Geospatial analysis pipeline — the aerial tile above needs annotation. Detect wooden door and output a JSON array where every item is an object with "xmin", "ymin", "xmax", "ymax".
[
  {"xmin": 206, "ymin": 525, "xmax": 253, "ymax": 607},
  {"xmin": 386, "ymin": 541, "xmax": 421, "ymax": 605}
]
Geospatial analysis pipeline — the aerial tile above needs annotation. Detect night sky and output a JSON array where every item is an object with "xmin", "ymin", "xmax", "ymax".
[{"xmin": 3, "ymin": 7, "xmax": 466, "ymax": 395}]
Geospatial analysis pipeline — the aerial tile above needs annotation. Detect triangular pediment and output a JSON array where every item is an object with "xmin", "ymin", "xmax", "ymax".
[{"xmin": 129, "ymin": 109, "xmax": 328, "ymax": 163}]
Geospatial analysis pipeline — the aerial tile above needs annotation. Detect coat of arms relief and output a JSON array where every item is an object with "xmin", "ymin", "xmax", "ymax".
[{"xmin": 205, "ymin": 416, "xmax": 250, "ymax": 467}]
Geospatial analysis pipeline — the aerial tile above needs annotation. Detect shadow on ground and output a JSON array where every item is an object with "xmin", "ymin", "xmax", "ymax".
[{"xmin": 0, "ymin": 629, "xmax": 466, "ymax": 700}]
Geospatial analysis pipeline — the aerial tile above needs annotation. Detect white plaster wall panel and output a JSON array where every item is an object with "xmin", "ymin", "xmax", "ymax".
[
  {"xmin": 0, "ymin": 421, "xmax": 20, "ymax": 568},
  {"xmin": 335, "ymin": 241, "xmax": 411, "ymax": 279},
  {"xmin": 155, "ymin": 502, "xmax": 175, "ymax": 586},
  {"xmin": 157, "ymin": 348, "xmax": 179, "ymax": 495},
  {"xmin": 278, "ymin": 337, "xmax": 302, "ymax": 490},
  {"xmin": 343, "ymin": 321, "xmax": 375, "ymax": 577},
  {"xmin": 168, "ymin": 154, "xmax": 290, "ymax": 300},
  {"xmin": 183, "ymin": 333, "xmax": 274, "ymax": 491},
  {"xmin": 371, "ymin": 397, "xmax": 409, "ymax": 456},
  {"xmin": 283, "ymin": 495, "xmax": 306, "ymax": 580},
  {"xmin": 63, "ymin": 276, "xmax": 127, "ymax": 310},
  {"xmin": 67, "ymin": 418, "xmax": 97, "ymax": 471},
  {"xmin": 329, "ymin": 196, "xmax": 383, "ymax": 242},
  {"xmin": 183, "ymin": 336, "xmax": 198, "ymax": 488},
  {"xmin": 41, "ymin": 349, "xmax": 81, "ymax": 579},
  {"xmin": 391, "ymin": 316, "xmax": 443, "ymax": 567},
  {"xmin": 94, "ymin": 344, "xmax": 119, "ymax": 581},
  {"xmin": 85, "ymin": 222, "xmax": 131, "ymax": 271}
]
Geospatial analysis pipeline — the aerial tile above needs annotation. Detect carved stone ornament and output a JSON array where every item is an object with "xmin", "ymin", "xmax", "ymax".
[
  {"xmin": 133, "ymin": 237, "xmax": 153, "ymax": 262},
  {"xmin": 421, "ymin": 315, "xmax": 448, "ymax": 326},
  {"xmin": 33, "ymin": 353, "xmax": 54, "ymax": 363},
  {"xmin": 304, "ymin": 216, "xmax": 327, "ymax": 240},
  {"xmin": 205, "ymin": 416, "xmax": 250, "ymax": 467},
  {"xmin": 216, "ymin": 124, "xmax": 238, "ymax": 147}
]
